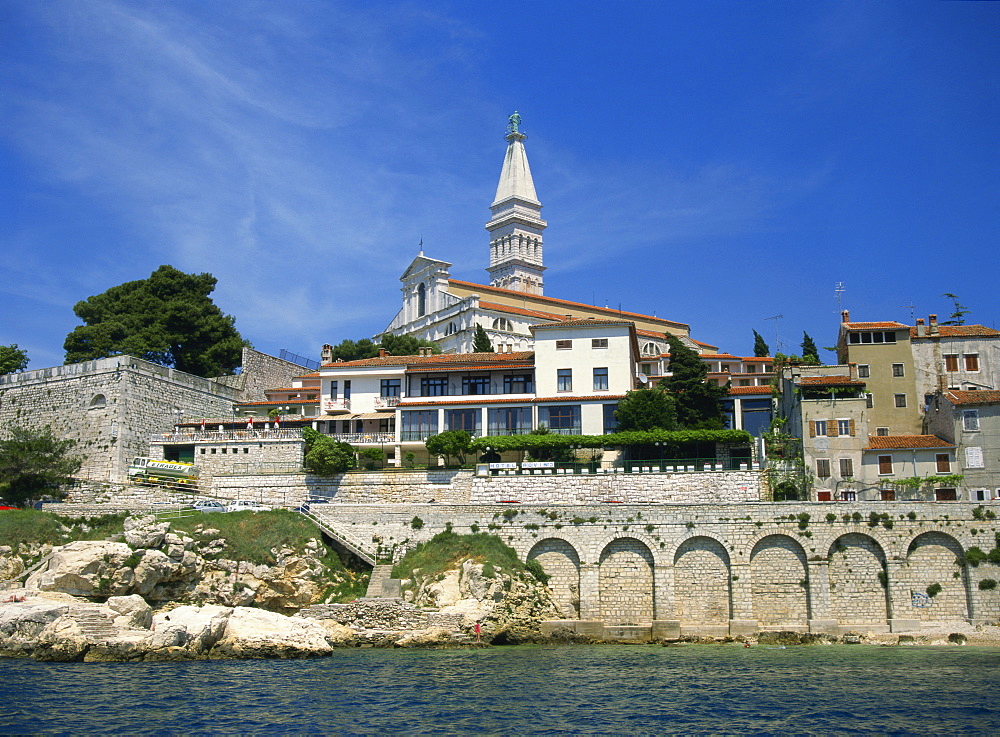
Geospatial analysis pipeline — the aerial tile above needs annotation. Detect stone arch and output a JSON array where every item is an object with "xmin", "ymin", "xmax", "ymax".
[
  {"xmin": 88, "ymin": 394, "xmax": 107, "ymax": 409},
  {"xmin": 827, "ymin": 533, "xmax": 889, "ymax": 624},
  {"xmin": 905, "ymin": 531, "xmax": 969, "ymax": 621},
  {"xmin": 749, "ymin": 535, "xmax": 810, "ymax": 626},
  {"xmin": 527, "ymin": 538, "xmax": 581, "ymax": 619},
  {"xmin": 673, "ymin": 536, "xmax": 731, "ymax": 625},
  {"xmin": 598, "ymin": 537, "xmax": 654, "ymax": 625}
]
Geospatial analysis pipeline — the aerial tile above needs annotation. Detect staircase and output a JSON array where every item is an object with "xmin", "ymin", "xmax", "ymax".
[
  {"xmin": 365, "ymin": 564, "xmax": 401, "ymax": 599},
  {"xmin": 298, "ymin": 507, "xmax": 377, "ymax": 565},
  {"xmin": 68, "ymin": 607, "xmax": 119, "ymax": 642}
]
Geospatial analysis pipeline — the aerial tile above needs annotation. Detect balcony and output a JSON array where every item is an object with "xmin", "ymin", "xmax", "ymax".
[
  {"xmin": 327, "ymin": 432, "xmax": 395, "ymax": 445},
  {"xmin": 322, "ymin": 398, "xmax": 351, "ymax": 414},
  {"xmin": 374, "ymin": 396, "xmax": 400, "ymax": 409}
]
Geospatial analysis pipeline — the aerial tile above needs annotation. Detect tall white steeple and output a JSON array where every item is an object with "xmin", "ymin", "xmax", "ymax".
[{"xmin": 485, "ymin": 112, "xmax": 547, "ymax": 295}]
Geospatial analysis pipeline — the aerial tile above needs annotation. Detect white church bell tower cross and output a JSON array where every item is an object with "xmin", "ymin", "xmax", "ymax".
[{"xmin": 485, "ymin": 111, "xmax": 547, "ymax": 295}]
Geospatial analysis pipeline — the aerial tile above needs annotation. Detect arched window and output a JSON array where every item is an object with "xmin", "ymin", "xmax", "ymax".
[
  {"xmin": 641, "ymin": 342, "xmax": 659, "ymax": 357},
  {"xmin": 492, "ymin": 317, "xmax": 513, "ymax": 332},
  {"xmin": 417, "ymin": 283, "xmax": 426, "ymax": 317},
  {"xmin": 445, "ymin": 322, "xmax": 458, "ymax": 336},
  {"xmin": 88, "ymin": 394, "xmax": 107, "ymax": 409}
]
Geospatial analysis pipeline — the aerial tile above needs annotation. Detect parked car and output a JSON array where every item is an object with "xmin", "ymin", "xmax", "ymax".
[
  {"xmin": 191, "ymin": 500, "xmax": 227, "ymax": 513},
  {"xmin": 225, "ymin": 500, "xmax": 272, "ymax": 513}
]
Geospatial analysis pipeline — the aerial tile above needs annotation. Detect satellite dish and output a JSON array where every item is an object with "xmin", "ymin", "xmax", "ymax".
[{"xmin": 637, "ymin": 373, "xmax": 648, "ymax": 384}]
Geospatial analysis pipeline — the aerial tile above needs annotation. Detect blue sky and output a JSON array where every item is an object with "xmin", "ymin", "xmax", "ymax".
[{"xmin": 2, "ymin": 1, "xmax": 997, "ymax": 370}]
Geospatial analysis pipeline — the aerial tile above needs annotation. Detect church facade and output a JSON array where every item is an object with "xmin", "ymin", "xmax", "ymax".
[{"xmin": 382, "ymin": 115, "xmax": 705, "ymax": 358}]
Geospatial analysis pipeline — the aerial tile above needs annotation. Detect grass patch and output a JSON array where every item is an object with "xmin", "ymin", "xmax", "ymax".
[
  {"xmin": 391, "ymin": 530, "xmax": 527, "ymax": 581},
  {"xmin": 170, "ymin": 509, "xmax": 327, "ymax": 566},
  {"xmin": 0, "ymin": 510, "xmax": 129, "ymax": 548}
]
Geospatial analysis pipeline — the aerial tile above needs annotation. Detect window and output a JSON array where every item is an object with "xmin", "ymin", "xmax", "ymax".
[
  {"xmin": 421, "ymin": 376, "xmax": 448, "ymax": 397},
  {"xmin": 344, "ymin": 380, "xmax": 351, "ymax": 399},
  {"xmin": 380, "ymin": 379, "xmax": 400, "ymax": 397},
  {"xmin": 88, "ymin": 394, "xmax": 107, "ymax": 409},
  {"xmin": 557, "ymin": 369, "xmax": 572, "ymax": 391},
  {"xmin": 963, "ymin": 409, "xmax": 980, "ymax": 431},
  {"xmin": 417, "ymin": 283, "xmax": 426, "ymax": 317},
  {"xmin": 840, "ymin": 458, "xmax": 854, "ymax": 477},
  {"xmin": 747, "ymin": 365, "xmax": 757, "ymax": 374},
  {"xmin": 641, "ymin": 342, "xmax": 659, "ymax": 356},
  {"xmin": 892, "ymin": 363, "xmax": 904, "ymax": 377},
  {"xmin": 848, "ymin": 330, "xmax": 896, "ymax": 344},
  {"xmin": 400, "ymin": 410, "xmax": 437, "ymax": 440},
  {"xmin": 640, "ymin": 363, "xmax": 653, "ymax": 375},
  {"xmin": 878, "ymin": 455, "xmax": 893, "ymax": 475},
  {"xmin": 971, "ymin": 489, "xmax": 987, "ymax": 502},
  {"xmin": 445, "ymin": 322, "xmax": 458, "ymax": 336},
  {"xmin": 488, "ymin": 407, "xmax": 532, "ymax": 435},
  {"xmin": 894, "ymin": 394, "xmax": 907, "ymax": 408},
  {"xmin": 462, "ymin": 375, "xmax": 491, "ymax": 395},
  {"xmin": 841, "ymin": 490, "xmax": 857, "ymax": 502},
  {"xmin": 816, "ymin": 459, "xmax": 831, "ymax": 478},
  {"xmin": 329, "ymin": 381, "xmax": 338, "ymax": 399},
  {"xmin": 446, "ymin": 409, "xmax": 480, "ymax": 434},
  {"xmin": 591, "ymin": 338, "xmax": 608, "ymax": 349},
  {"xmin": 492, "ymin": 318, "xmax": 513, "ymax": 332},
  {"xmin": 813, "ymin": 420, "xmax": 828, "ymax": 437},
  {"xmin": 965, "ymin": 354, "xmax": 980, "ymax": 372},
  {"xmin": 539, "ymin": 405, "xmax": 581, "ymax": 434},
  {"xmin": 865, "ymin": 394, "xmax": 874, "ymax": 409},
  {"xmin": 935, "ymin": 488, "xmax": 957, "ymax": 502},
  {"xmin": 944, "ymin": 354, "xmax": 959, "ymax": 372},
  {"xmin": 876, "ymin": 427, "xmax": 889, "ymax": 436},
  {"xmin": 503, "ymin": 375, "xmax": 532, "ymax": 394},
  {"xmin": 603, "ymin": 403, "xmax": 618, "ymax": 434},
  {"xmin": 965, "ymin": 447, "xmax": 984, "ymax": 469},
  {"xmin": 879, "ymin": 489, "xmax": 895, "ymax": 501},
  {"xmin": 935, "ymin": 454, "xmax": 951, "ymax": 473},
  {"xmin": 837, "ymin": 419, "xmax": 852, "ymax": 436},
  {"xmin": 556, "ymin": 339, "xmax": 572, "ymax": 350},
  {"xmin": 738, "ymin": 379, "xmax": 751, "ymax": 386},
  {"xmin": 593, "ymin": 367, "xmax": 609, "ymax": 391},
  {"xmin": 858, "ymin": 365, "xmax": 870, "ymax": 378}
]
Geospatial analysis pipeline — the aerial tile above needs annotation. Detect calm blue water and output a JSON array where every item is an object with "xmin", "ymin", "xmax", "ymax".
[{"xmin": 1, "ymin": 645, "xmax": 998, "ymax": 734}]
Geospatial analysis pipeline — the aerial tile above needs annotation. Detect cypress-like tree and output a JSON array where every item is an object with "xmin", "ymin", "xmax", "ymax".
[
  {"xmin": 801, "ymin": 332, "xmax": 820, "ymax": 364},
  {"xmin": 659, "ymin": 335, "xmax": 728, "ymax": 430},
  {"xmin": 752, "ymin": 329, "xmax": 770, "ymax": 357},
  {"xmin": 472, "ymin": 324, "xmax": 494, "ymax": 352}
]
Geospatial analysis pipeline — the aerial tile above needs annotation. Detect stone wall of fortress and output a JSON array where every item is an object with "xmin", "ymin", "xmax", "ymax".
[{"xmin": 0, "ymin": 349, "xmax": 304, "ymax": 483}]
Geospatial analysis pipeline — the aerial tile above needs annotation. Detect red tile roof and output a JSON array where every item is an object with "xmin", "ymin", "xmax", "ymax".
[
  {"xmin": 911, "ymin": 325, "xmax": 1000, "ymax": 339},
  {"xmin": 843, "ymin": 321, "xmax": 909, "ymax": 330},
  {"xmin": 448, "ymin": 279, "xmax": 690, "ymax": 329},
  {"xmin": 727, "ymin": 385, "xmax": 773, "ymax": 396},
  {"xmin": 864, "ymin": 435, "xmax": 954, "ymax": 450},
  {"xmin": 322, "ymin": 351, "xmax": 534, "ymax": 369},
  {"xmin": 478, "ymin": 301, "xmax": 567, "ymax": 322},
  {"xmin": 945, "ymin": 390, "xmax": 1000, "ymax": 406},
  {"xmin": 530, "ymin": 317, "xmax": 636, "ymax": 330}
]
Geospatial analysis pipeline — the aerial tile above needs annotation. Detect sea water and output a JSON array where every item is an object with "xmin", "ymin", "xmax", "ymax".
[{"xmin": 1, "ymin": 645, "xmax": 998, "ymax": 734}]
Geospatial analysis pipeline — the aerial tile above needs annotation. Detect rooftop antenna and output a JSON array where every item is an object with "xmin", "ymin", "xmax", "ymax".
[
  {"xmin": 834, "ymin": 282, "xmax": 845, "ymax": 310},
  {"xmin": 900, "ymin": 300, "xmax": 916, "ymax": 323},
  {"xmin": 765, "ymin": 314, "xmax": 783, "ymax": 353}
]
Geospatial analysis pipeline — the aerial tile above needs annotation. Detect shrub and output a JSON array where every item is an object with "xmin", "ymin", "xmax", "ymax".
[
  {"xmin": 826, "ymin": 513, "xmax": 837, "ymax": 523},
  {"xmin": 979, "ymin": 579, "xmax": 997, "ymax": 591},
  {"xmin": 410, "ymin": 516, "xmax": 424, "ymax": 530},
  {"xmin": 926, "ymin": 583, "xmax": 942, "ymax": 598},
  {"xmin": 525, "ymin": 558, "xmax": 549, "ymax": 585},
  {"xmin": 797, "ymin": 512, "xmax": 810, "ymax": 530}
]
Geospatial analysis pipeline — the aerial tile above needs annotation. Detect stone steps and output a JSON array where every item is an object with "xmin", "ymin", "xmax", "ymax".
[{"xmin": 365, "ymin": 564, "xmax": 401, "ymax": 598}]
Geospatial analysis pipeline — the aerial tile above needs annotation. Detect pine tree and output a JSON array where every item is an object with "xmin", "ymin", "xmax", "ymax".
[
  {"xmin": 800, "ymin": 332, "xmax": 820, "ymax": 364},
  {"xmin": 472, "ymin": 324, "xmax": 494, "ymax": 352},
  {"xmin": 752, "ymin": 330, "xmax": 770, "ymax": 357},
  {"xmin": 658, "ymin": 335, "xmax": 728, "ymax": 430}
]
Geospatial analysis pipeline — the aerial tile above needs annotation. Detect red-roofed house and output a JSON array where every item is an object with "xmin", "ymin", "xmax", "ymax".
[{"xmin": 926, "ymin": 389, "xmax": 1000, "ymax": 500}]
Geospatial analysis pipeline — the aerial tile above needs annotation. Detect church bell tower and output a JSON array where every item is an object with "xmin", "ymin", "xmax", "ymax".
[{"xmin": 485, "ymin": 112, "xmax": 547, "ymax": 295}]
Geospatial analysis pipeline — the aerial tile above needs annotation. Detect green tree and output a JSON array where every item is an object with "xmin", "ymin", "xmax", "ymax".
[
  {"xmin": 941, "ymin": 293, "xmax": 969, "ymax": 326},
  {"xmin": 800, "ymin": 332, "xmax": 820, "ymax": 364},
  {"xmin": 659, "ymin": 334, "xmax": 728, "ymax": 430},
  {"xmin": 327, "ymin": 333, "xmax": 439, "ymax": 362},
  {"xmin": 359, "ymin": 447, "xmax": 384, "ymax": 470},
  {"xmin": 752, "ymin": 329, "xmax": 770, "ymax": 357},
  {"xmin": 472, "ymin": 324, "xmax": 494, "ymax": 353},
  {"xmin": 0, "ymin": 425, "xmax": 83, "ymax": 506},
  {"xmin": 63, "ymin": 265, "xmax": 245, "ymax": 377},
  {"xmin": 425, "ymin": 430, "xmax": 473, "ymax": 466},
  {"xmin": 614, "ymin": 388, "xmax": 677, "ymax": 431},
  {"xmin": 302, "ymin": 427, "xmax": 356, "ymax": 475},
  {"xmin": 0, "ymin": 344, "xmax": 29, "ymax": 374}
]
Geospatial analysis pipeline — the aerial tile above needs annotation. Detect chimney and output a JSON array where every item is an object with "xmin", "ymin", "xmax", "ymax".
[
  {"xmin": 378, "ymin": 348, "xmax": 389, "ymax": 358},
  {"xmin": 321, "ymin": 344, "xmax": 333, "ymax": 363},
  {"xmin": 916, "ymin": 318, "xmax": 926, "ymax": 338},
  {"xmin": 929, "ymin": 314, "xmax": 939, "ymax": 336},
  {"xmin": 841, "ymin": 310, "xmax": 850, "ymax": 323}
]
